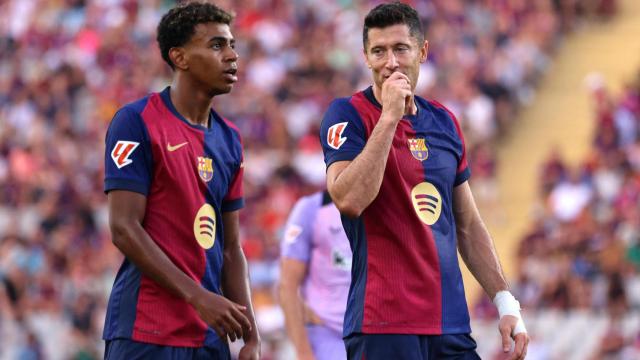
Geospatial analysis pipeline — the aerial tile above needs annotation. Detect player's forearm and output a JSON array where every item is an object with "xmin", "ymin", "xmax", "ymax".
[
  {"xmin": 453, "ymin": 183, "xmax": 508, "ymax": 299},
  {"xmin": 330, "ymin": 116, "xmax": 398, "ymax": 217},
  {"xmin": 222, "ymin": 246, "xmax": 260, "ymax": 343},
  {"xmin": 457, "ymin": 216, "xmax": 508, "ymax": 299},
  {"xmin": 278, "ymin": 285, "xmax": 314, "ymax": 359},
  {"xmin": 110, "ymin": 219, "xmax": 203, "ymax": 303}
]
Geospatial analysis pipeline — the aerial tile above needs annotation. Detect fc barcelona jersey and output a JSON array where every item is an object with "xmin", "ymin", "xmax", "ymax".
[
  {"xmin": 103, "ymin": 87, "xmax": 244, "ymax": 349},
  {"xmin": 320, "ymin": 86, "xmax": 472, "ymax": 337}
]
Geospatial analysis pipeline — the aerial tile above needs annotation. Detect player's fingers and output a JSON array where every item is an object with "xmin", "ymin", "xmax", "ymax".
[
  {"xmin": 499, "ymin": 323, "xmax": 511, "ymax": 353},
  {"xmin": 224, "ymin": 313, "xmax": 244, "ymax": 341},
  {"xmin": 386, "ymin": 74, "xmax": 411, "ymax": 89},
  {"xmin": 510, "ymin": 333, "xmax": 526, "ymax": 360},
  {"xmin": 233, "ymin": 302, "xmax": 247, "ymax": 311},
  {"xmin": 220, "ymin": 319, "xmax": 236, "ymax": 342},
  {"xmin": 231, "ymin": 306, "xmax": 253, "ymax": 332},
  {"xmin": 391, "ymin": 70, "xmax": 411, "ymax": 83},
  {"xmin": 389, "ymin": 77, "xmax": 411, "ymax": 88},
  {"xmin": 520, "ymin": 336, "xmax": 530, "ymax": 360}
]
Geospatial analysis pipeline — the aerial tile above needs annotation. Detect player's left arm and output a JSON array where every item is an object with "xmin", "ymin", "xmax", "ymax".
[
  {"xmin": 453, "ymin": 182, "xmax": 529, "ymax": 360},
  {"xmin": 222, "ymin": 210, "xmax": 261, "ymax": 360}
]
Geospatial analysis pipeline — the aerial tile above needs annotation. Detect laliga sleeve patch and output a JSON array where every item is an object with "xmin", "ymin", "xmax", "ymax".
[
  {"xmin": 284, "ymin": 224, "xmax": 303, "ymax": 244},
  {"xmin": 111, "ymin": 140, "xmax": 140, "ymax": 169},
  {"xmin": 327, "ymin": 122, "xmax": 348, "ymax": 150}
]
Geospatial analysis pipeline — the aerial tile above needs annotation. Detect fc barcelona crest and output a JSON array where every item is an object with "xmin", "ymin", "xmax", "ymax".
[
  {"xmin": 197, "ymin": 156, "xmax": 214, "ymax": 182},
  {"xmin": 408, "ymin": 138, "xmax": 428, "ymax": 161}
]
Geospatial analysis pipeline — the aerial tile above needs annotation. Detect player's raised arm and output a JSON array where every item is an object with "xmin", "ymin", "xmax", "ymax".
[
  {"xmin": 453, "ymin": 182, "xmax": 529, "ymax": 360},
  {"xmin": 221, "ymin": 210, "xmax": 261, "ymax": 360},
  {"xmin": 325, "ymin": 72, "xmax": 412, "ymax": 217}
]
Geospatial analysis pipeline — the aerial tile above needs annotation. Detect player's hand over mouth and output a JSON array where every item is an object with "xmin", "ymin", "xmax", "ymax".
[{"xmin": 380, "ymin": 71, "xmax": 413, "ymax": 123}]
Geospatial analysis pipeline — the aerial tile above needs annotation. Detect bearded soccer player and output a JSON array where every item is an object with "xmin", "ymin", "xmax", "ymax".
[
  {"xmin": 320, "ymin": 2, "xmax": 529, "ymax": 360},
  {"xmin": 102, "ymin": 3, "xmax": 260, "ymax": 359}
]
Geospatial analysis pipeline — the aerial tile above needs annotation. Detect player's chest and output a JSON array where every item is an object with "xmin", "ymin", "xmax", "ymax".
[
  {"xmin": 150, "ymin": 127, "xmax": 238, "ymax": 198},
  {"xmin": 383, "ymin": 120, "xmax": 460, "ymax": 186}
]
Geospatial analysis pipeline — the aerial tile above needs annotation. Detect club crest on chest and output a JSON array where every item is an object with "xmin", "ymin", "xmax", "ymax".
[
  {"xmin": 197, "ymin": 156, "xmax": 214, "ymax": 182},
  {"xmin": 408, "ymin": 138, "xmax": 428, "ymax": 161}
]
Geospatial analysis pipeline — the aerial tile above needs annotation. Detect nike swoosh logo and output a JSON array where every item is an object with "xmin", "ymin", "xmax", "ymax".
[{"xmin": 167, "ymin": 142, "xmax": 188, "ymax": 152}]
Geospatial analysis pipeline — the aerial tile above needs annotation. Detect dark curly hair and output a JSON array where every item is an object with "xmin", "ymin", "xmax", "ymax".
[
  {"xmin": 156, "ymin": 2, "xmax": 234, "ymax": 70},
  {"xmin": 363, "ymin": 2, "xmax": 424, "ymax": 49}
]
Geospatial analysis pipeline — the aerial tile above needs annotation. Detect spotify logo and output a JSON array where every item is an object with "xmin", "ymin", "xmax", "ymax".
[
  {"xmin": 411, "ymin": 182, "xmax": 442, "ymax": 225},
  {"xmin": 194, "ymin": 204, "xmax": 216, "ymax": 249}
]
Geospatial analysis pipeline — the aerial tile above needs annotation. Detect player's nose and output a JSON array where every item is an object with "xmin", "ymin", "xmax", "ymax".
[
  {"xmin": 385, "ymin": 50, "xmax": 399, "ymax": 70},
  {"xmin": 225, "ymin": 47, "xmax": 239, "ymax": 62}
]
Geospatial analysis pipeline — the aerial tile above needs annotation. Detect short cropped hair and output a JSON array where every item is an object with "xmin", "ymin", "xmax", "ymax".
[
  {"xmin": 363, "ymin": 2, "xmax": 424, "ymax": 49},
  {"xmin": 157, "ymin": 2, "xmax": 234, "ymax": 69}
]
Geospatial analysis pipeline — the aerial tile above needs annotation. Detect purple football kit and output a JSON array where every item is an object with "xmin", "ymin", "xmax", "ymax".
[
  {"xmin": 103, "ymin": 86, "xmax": 244, "ymax": 355},
  {"xmin": 281, "ymin": 191, "xmax": 352, "ymax": 360},
  {"xmin": 320, "ymin": 86, "xmax": 479, "ymax": 359}
]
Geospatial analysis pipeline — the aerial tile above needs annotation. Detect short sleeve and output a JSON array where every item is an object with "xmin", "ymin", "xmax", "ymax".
[
  {"xmin": 104, "ymin": 107, "xmax": 153, "ymax": 195},
  {"xmin": 280, "ymin": 194, "xmax": 321, "ymax": 262},
  {"xmin": 438, "ymin": 103, "xmax": 470, "ymax": 186},
  {"xmin": 222, "ymin": 130, "xmax": 244, "ymax": 212},
  {"xmin": 320, "ymin": 98, "xmax": 367, "ymax": 167}
]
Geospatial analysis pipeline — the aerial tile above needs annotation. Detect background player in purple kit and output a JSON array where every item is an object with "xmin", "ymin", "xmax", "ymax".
[
  {"xmin": 278, "ymin": 191, "xmax": 352, "ymax": 360},
  {"xmin": 102, "ymin": 3, "xmax": 260, "ymax": 359},
  {"xmin": 320, "ymin": 2, "xmax": 529, "ymax": 360}
]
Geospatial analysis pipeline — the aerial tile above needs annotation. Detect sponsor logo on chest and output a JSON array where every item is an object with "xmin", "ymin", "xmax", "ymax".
[{"xmin": 332, "ymin": 248, "xmax": 352, "ymax": 271}]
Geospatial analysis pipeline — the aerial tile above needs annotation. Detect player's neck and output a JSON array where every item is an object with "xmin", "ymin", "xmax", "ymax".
[{"xmin": 169, "ymin": 82, "xmax": 212, "ymax": 127}]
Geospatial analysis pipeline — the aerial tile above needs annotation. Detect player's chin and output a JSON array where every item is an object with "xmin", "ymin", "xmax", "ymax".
[{"xmin": 211, "ymin": 83, "xmax": 235, "ymax": 96}]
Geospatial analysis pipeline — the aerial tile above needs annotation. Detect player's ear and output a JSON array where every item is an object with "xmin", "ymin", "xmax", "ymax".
[
  {"xmin": 169, "ymin": 47, "xmax": 189, "ymax": 71},
  {"xmin": 363, "ymin": 48, "xmax": 372, "ymax": 69},
  {"xmin": 419, "ymin": 40, "xmax": 428, "ymax": 63}
]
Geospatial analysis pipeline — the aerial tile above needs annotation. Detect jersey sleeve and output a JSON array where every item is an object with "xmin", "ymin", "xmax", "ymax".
[
  {"xmin": 280, "ymin": 194, "xmax": 321, "ymax": 262},
  {"xmin": 222, "ymin": 130, "xmax": 244, "ymax": 212},
  {"xmin": 320, "ymin": 98, "xmax": 367, "ymax": 167},
  {"xmin": 104, "ymin": 107, "xmax": 153, "ymax": 195},
  {"xmin": 437, "ymin": 103, "xmax": 471, "ymax": 186}
]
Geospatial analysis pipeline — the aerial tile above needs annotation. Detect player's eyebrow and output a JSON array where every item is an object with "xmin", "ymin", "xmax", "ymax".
[
  {"xmin": 208, "ymin": 36, "xmax": 235, "ymax": 45},
  {"xmin": 369, "ymin": 41, "xmax": 411, "ymax": 51}
]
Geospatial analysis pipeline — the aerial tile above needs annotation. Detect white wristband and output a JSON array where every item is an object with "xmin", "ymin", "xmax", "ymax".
[{"xmin": 493, "ymin": 290, "xmax": 527, "ymax": 335}]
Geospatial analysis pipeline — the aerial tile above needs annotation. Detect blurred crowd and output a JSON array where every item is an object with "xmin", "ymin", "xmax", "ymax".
[
  {"xmin": 509, "ymin": 69, "xmax": 640, "ymax": 358},
  {"xmin": 0, "ymin": 0, "xmax": 617, "ymax": 359},
  {"xmin": 473, "ymin": 67, "xmax": 640, "ymax": 359}
]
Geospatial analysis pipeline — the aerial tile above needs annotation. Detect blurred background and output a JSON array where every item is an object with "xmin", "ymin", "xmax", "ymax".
[{"xmin": 1, "ymin": 0, "xmax": 639, "ymax": 359}]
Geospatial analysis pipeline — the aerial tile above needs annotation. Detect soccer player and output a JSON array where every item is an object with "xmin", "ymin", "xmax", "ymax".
[
  {"xmin": 278, "ymin": 191, "xmax": 351, "ymax": 360},
  {"xmin": 319, "ymin": 2, "xmax": 529, "ymax": 360},
  {"xmin": 102, "ymin": 3, "xmax": 260, "ymax": 359}
]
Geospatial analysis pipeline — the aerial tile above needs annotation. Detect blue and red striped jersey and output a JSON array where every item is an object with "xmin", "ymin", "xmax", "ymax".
[
  {"xmin": 103, "ymin": 87, "xmax": 244, "ymax": 349},
  {"xmin": 320, "ymin": 86, "xmax": 471, "ymax": 337}
]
